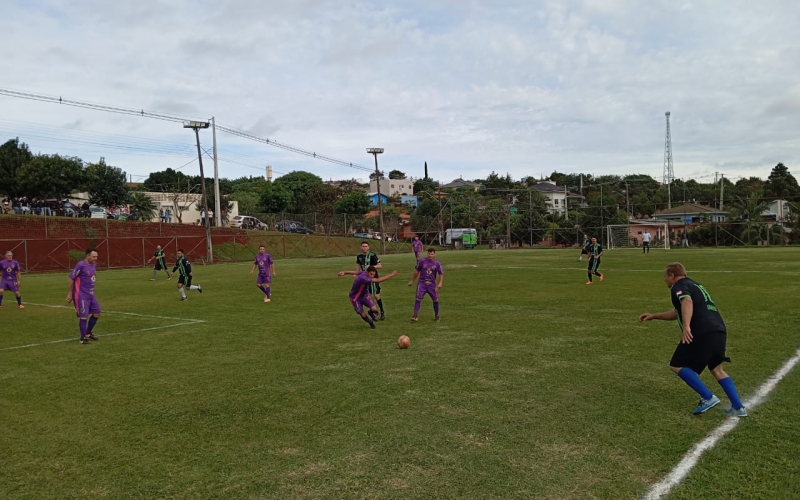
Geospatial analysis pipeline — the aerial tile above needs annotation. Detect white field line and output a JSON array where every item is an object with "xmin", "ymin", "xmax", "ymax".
[
  {"xmin": 642, "ymin": 348, "xmax": 800, "ymax": 500},
  {"xmin": 445, "ymin": 265, "xmax": 800, "ymax": 275},
  {"xmin": 1, "ymin": 302, "xmax": 206, "ymax": 351}
]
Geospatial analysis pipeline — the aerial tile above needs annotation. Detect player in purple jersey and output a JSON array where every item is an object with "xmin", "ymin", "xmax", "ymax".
[
  {"xmin": 338, "ymin": 266, "xmax": 398, "ymax": 329},
  {"xmin": 250, "ymin": 245, "xmax": 276, "ymax": 303},
  {"xmin": 408, "ymin": 248, "xmax": 444, "ymax": 322},
  {"xmin": 0, "ymin": 250, "xmax": 24, "ymax": 310},
  {"xmin": 66, "ymin": 248, "xmax": 102, "ymax": 344},
  {"xmin": 412, "ymin": 236, "xmax": 423, "ymax": 260}
]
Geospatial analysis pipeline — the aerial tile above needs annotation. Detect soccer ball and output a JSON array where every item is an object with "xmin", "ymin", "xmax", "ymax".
[{"xmin": 397, "ymin": 335, "xmax": 411, "ymax": 349}]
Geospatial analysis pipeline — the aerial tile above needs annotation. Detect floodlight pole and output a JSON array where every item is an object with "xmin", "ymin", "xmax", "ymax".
[
  {"xmin": 185, "ymin": 121, "xmax": 213, "ymax": 264},
  {"xmin": 367, "ymin": 148, "xmax": 386, "ymax": 254},
  {"xmin": 211, "ymin": 117, "xmax": 221, "ymax": 227}
]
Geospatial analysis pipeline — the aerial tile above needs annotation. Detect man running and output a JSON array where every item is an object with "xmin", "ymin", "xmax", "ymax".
[
  {"xmin": 356, "ymin": 241, "xmax": 386, "ymax": 319},
  {"xmin": 408, "ymin": 248, "xmax": 444, "ymax": 322},
  {"xmin": 412, "ymin": 236, "xmax": 423, "ymax": 260},
  {"xmin": 578, "ymin": 234, "xmax": 590, "ymax": 261},
  {"xmin": 147, "ymin": 245, "xmax": 172, "ymax": 281},
  {"xmin": 172, "ymin": 249, "xmax": 202, "ymax": 301},
  {"xmin": 250, "ymin": 245, "xmax": 275, "ymax": 302},
  {"xmin": 338, "ymin": 267, "xmax": 398, "ymax": 329},
  {"xmin": 66, "ymin": 248, "xmax": 101, "ymax": 344},
  {"xmin": 0, "ymin": 250, "xmax": 24, "ymax": 310},
  {"xmin": 638, "ymin": 262, "xmax": 746, "ymax": 416},
  {"xmin": 585, "ymin": 237, "xmax": 604, "ymax": 285}
]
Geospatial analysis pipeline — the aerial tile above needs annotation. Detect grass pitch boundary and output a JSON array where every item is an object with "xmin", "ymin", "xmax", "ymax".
[
  {"xmin": 641, "ymin": 348, "xmax": 800, "ymax": 500},
  {"xmin": 1, "ymin": 302, "xmax": 206, "ymax": 351},
  {"xmin": 447, "ymin": 264, "xmax": 800, "ymax": 275}
]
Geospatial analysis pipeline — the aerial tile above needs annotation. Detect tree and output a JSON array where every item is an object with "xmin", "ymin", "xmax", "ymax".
[
  {"xmin": 128, "ymin": 191, "xmax": 157, "ymax": 221},
  {"xmin": 414, "ymin": 177, "xmax": 437, "ymax": 194},
  {"xmin": 483, "ymin": 171, "xmax": 513, "ymax": 191},
  {"xmin": 85, "ymin": 159, "xmax": 129, "ymax": 208},
  {"xmin": 229, "ymin": 191, "xmax": 260, "ymax": 216},
  {"xmin": 0, "ymin": 138, "xmax": 33, "ymax": 196},
  {"xmin": 389, "ymin": 170, "xmax": 407, "ymax": 180},
  {"xmin": 143, "ymin": 168, "xmax": 186, "ymax": 192},
  {"xmin": 17, "ymin": 154, "xmax": 85, "ymax": 199},
  {"xmin": 765, "ymin": 163, "xmax": 799, "ymax": 199},
  {"xmin": 274, "ymin": 171, "xmax": 323, "ymax": 212},
  {"xmin": 334, "ymin": 191, "xmax": 371, "ymax": 215},
  {"xmin": 369, "ymin": 170, "xmax": 385, "ymax": 181},
  {"xmin": 259, "ymin": 181, "xmax": 294, "ymax": 213}
]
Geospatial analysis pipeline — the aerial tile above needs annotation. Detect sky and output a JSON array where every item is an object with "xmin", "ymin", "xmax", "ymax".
[{"xmin": 1, "ymin": 0, "xmax": 799, "ymax": 186}]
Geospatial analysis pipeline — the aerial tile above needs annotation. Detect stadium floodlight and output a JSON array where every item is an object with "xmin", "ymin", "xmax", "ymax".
[
  {"xmin": 183, "ymin": 120, "xmax": 210, "ymax": 129},
  {"xmin": 367, "ymin": 148, "xmax": 386, "ymax": 253}
]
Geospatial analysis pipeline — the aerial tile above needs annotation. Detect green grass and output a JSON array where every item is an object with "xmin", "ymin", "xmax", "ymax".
[{"xmin": 1, "ymin": 248, "xmax": 799, "ymax": 500}]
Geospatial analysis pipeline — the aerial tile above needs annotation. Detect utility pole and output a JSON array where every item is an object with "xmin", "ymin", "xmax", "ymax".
[
  {"xmin": 211, "ymin": 117, "xmax": 221, "ymax": 227},
  {"xmin": 367, "ymin": 148, "xmax": 386, "ymax": 254},
  {"xmin": 506, "ymin": 195, "xmax": 511, "ymax": 246},
  {"xmin": 720, "ymin": 174, "xmax": 725, "ymax": 212},
  {"xmin": 624, "ymin": 181, "xmax": 630, "ymax": 219},
  {"xmin": 437, "ymin": 182, "xmax": 444, "ymax": 246},
  {"xmin": 600, "ymin": 183, "xmax": 605, "ymax": 246},
  {"xmin": 184, "ymin": 121, "xmax": 213, "ymax": 263},
  {"xmin": 663, "ymin": 111, "xmax": 675, "ymax": 209}
]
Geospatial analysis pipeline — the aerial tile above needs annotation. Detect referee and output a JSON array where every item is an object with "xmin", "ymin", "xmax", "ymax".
[
  {"xmin": 147, "ymin": 245, "xmax": 172, "ymax": 281},
  {"xmin": 638, "ymin": 262, "xmax": 746, "ymax": 416}
]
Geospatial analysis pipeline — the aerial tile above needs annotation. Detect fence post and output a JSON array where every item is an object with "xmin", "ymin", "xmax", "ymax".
[
  {"xmin": 24, "ymin": 239, "xmax": 28, "ymax": 273},
  {"xmin": 282, "ymin": 235, "xmax": 286, "ymax": 258},
  {"xmin": 106, "ymin": 239, "xmax": 110, "ymax": 270},
  {"xmin": 233, "ymin": 236, "xmax": 236, "ymax": 260},
  {"xmin": 142, "ymin": 239, "xmax": 146, "ymax": 267}
]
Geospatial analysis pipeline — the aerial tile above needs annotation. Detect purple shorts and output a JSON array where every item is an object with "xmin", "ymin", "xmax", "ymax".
[
  {"xmin": 74, "ymin": 294, "xmax": 102, "ymax": 317},
  {"xmin": 414, "ymin": 251, "xmax": 420, "ymax": 259},
  {"xmin": 257, "ymin": 274, "xmax": 272, "ymax": 285},
  {"xmin": 350, "ymin": 295, "xmax": 375, "ymax": 315},
  {"xmin": 1, "ymin": 278, "xmax": 18, "ymax": 293},
  {"xmin": 416, "ymin": 284, "xmax": 439, "ymax": 301}
]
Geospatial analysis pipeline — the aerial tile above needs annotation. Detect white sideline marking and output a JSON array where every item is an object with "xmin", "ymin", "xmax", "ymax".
[
  {"xmin": 451, "ymin": 265, "xmax": 800, "ymax": 275},
  {"xmin": 1, "ymin": 302, "xmax": 206, "ymax": 351},
  {"xmin": 642, "ymin": 348, "xmax": 800, "ymax": 500}
]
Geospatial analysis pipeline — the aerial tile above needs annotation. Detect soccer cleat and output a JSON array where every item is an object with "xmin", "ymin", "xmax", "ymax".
[
  {"xmin": 585, "ymin": 281, "xmax": 593, "ymax": 285},
  {"xmin": 181, "ymin": 297, "xmax": 188, "ymax": 301},
  {"xmin": 0, "ymin": 305, "xmax": 3, "ymax": 310},
  {"xmin": 263, "ymin": 296, "xmax": 269, "ymax": 303},
  {"xmin": 726, "ymin": 407, "xmax": 748, "ymax": 417},
  {"xmin": 87, "ymin": 333, "xmax": 99, "ymax": 341},
  {"xmin": 435, "ymin": 316, "xmax": 440, "ymax": 322},
  {"xmin": 380, "ymin": 312, "xmax": 385, "ymax": 321},
  {"xmin": 411, "ymin": 317, "xmax": 419, "ymax": 322},
  {"xmin": 80, "ymin": 338, "xmax": 90, "ymax": 345},
  {"xmin": 197, "ymin": 286, "xmax": 203, "ymax": 293},
  {"xmin": 599, "ymin": 274, "xmax": 604, "ymax": 282},
  {"xmin": 692, "ymin": 395, "xmax": 721, "ymax": 415},
  {"xmin": 18, "ymin": 304, "xmax": 24, "ymax": 309},
  {"xmin": 149, "ymin": 278, "xmax": 156, "ymax": 281},
  {"xmin": 167, "ymin": 276, "xmax": 172, "ymax": 281}
]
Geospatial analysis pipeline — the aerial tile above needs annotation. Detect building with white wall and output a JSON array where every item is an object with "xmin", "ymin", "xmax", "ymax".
[{"xmin": 369, "ymin": 178, "xmax": 414, "ymax": 197}]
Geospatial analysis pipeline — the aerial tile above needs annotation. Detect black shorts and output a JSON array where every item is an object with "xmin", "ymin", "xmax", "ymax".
[
  {"xmin": 581, "ymin": 249, "xmax": 588, "ymax": 255},
  {"xmin": 154, "ymin": 259, "xmax": 167, "ymax": 271},
  {"xmin": 178, "ymin": 275, "xmax": 193, "ymax": 287},
  {"xmin": 670, "ymin": 331, "xmax": 731, "ymax": 374},
  {"xmin": 369, "ymin": 281, "xmax": 381, "ymax": 295},
  {"xmin": 588, "ymin": 257, "xmax": 601, "ymax": 272},
  {"xmin": 643, "ymin": 242, "xmax": 650, "ymax": 248}
]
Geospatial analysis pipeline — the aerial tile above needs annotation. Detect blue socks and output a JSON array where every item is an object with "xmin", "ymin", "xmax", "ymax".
[
  {"xmin": 718, "ymin": 377, "xmax": 744, "ymax": 409},
  {"xmin": 677, "ymin": 368, "xmax": 714, "ymax": 400}
]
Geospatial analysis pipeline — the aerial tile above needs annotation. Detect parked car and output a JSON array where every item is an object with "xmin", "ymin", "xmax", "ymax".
[
  {"xmin": 230, "ymin": 215, "xmax": 268, "ymax": 230},
  {"xmin": 89, "ymin": 207, "xmax": 106, "ymax": 219},
  {"xmin": 276, "ymin": 220, "xmax": 314, "ymax": 234}
]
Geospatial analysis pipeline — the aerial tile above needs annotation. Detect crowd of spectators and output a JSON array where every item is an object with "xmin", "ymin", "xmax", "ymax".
[{"xmin": 1, "ymin": 196, "xmax": 90, "ymax": 217}]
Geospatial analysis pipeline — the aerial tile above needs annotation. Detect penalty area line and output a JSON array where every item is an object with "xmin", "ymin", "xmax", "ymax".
[{"xmin": 641, "ymin": 348, "xmax": 800, "ymax": 500}]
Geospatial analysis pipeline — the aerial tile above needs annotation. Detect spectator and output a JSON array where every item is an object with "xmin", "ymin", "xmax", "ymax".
[
  {"xmin": 159, "ymin": 207, "xmax": 165, "ymax": 223},
  {"xmin": 165, "ymin": 207, "xmax": 172, "ymax": 223},
  {"xmin": 11, "ymin": 196, "xmax": 20, "ymax": 214},
  {"xmin": 2, "ymin": 196, "xmax": 10, "ymax": 214},
  {"xmin": 81, "ymin": 202, "xmax": 89, "ymax": 217},
  {"xmin": 20, "ymin": 197, "xmax": 31, "ymax": 214},
  {"xmin": 208, "ymin": 210, "xmax": 214, "ymax": 226}
]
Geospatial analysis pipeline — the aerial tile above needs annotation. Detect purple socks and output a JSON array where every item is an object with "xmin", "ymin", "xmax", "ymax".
[
  {"xmin": 414, "ymin": 299, "xmax": 421, "ymax": 317},
  {"xmin": 433, "ymin": 301, "xmax": 439, "ymax": 316},
  {"xmin": 87, "ymin": 316, "xmax": 99, "ymax": 334},
  {"xmin": 79, "ymin": 318, "xmax": 88, "ymax": 339}
]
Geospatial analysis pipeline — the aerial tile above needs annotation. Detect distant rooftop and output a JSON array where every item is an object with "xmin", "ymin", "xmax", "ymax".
[{"xmin": 656, "ymin": 203, "xmax": 728, "ymax": 215}]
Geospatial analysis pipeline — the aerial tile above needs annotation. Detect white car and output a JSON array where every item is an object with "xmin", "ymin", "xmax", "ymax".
[
  {"xmin": 230, "ymin": 215, "xmax": 268, "ymax": 230},
  {"xmin": 90, "ymin": 207, "xmax": 107, "ymax": 219}
]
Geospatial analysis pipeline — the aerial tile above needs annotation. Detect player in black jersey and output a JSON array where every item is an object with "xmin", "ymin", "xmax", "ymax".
[
  {"xmin": 147, "ymin": 245, "xmax": 172, "ymax": 281},
  {"xmin": 638, "ymin": 262, "xmax": 746, "ymax": 416},
  {"xmin": 356, "ymin": 241, "xmax": 385, "ymax": 319},
  {"xmin": 584, "ymin": 237, "xmax": 604, "ymax": 285}
]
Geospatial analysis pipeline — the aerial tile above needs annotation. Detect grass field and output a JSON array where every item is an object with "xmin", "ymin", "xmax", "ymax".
[{"xmin": 2, "ymin": 247, "xmax": 799, "ymax": 500}]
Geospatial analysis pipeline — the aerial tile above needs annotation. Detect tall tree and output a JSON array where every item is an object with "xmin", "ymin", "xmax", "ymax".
[
  {"xmin": 389, "ymin": 170, "xmax": 407, "ymax": 180},
  {"xmin": 369, "ymin": 170, "xmax": 385, "ymax": 181},
  {"xmin": 259, "ymin": 181, "xmax": 294, "ymax": 213},
  {"xmin": 334, "ymin": 191, "xmax": 371, "ymax": 215},
  {"xmin": 274, "ymin": 171, "xmax": 323, "ymax": 212},
  {"xmin": 17, "ymin": 154, "xmax": 85, "ymax": 199},
  {"xmin": 85, "ymin": 158, "xmax": 130, "ymax": 207},
  {"xmin": 229, "ymin": 191, "xmax": 260, "ymax": 216},
  {"xmin": 765, "ymin": 163, "xmax": 799, "ymax": 199},
  {"xmin": 0, "ymin": 138, "xmax": 33, "ymax": 196},
  {"xmin": 128, "ymin": 191, "xmax": 157, "ymax": 221}
]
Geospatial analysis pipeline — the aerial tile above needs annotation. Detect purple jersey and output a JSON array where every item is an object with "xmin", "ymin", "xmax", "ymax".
[
  {"xmin": 70, "ymin": 260, "xmax": 97, "ymax": 296},
  {"xmin": 2, "ymin": 259, "xmax": 20, "ymax": 281},
  {"xmin": 412, "ymin": 240, "xmax": 423, "ymax": 253},
  {"xmin": 254, "ymin": 253, "xmax": 273, "ymax": 276},
  {"xmin": 415, "ymin": 258, "xmax": 443, "ymax": 286},
  {"xmin": 349, "ymin": 272, "xmax": 374, "ymax": 299}
]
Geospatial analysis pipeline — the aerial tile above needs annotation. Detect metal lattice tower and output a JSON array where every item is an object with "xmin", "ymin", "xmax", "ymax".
[{"xmin": 663, "ymin": 111, "xmax": 674, "ymax": 209}]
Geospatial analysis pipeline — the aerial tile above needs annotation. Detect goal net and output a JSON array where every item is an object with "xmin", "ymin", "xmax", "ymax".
[{"xmin": 607, "ymin": 223, "xmax": 670, "ymax": 249}]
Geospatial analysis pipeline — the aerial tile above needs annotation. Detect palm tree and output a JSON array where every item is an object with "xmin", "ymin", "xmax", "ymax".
[
  {"xmin": 128, "ymin": 191, "xmax": 157, "ymax": 222},
  {"xmin": 732, "ymin": 189, "xmax": 770, "ymax": 245}
]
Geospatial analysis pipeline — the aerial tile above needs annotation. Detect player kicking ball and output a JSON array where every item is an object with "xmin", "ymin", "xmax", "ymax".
[
  {"xmin": 639, "ymin": 262, "xmax": 746, "ymax": 417},
  {"xmin": 408, "ymin": 248, "xmax": 444, "ymax": 322},
  {"xmin": 585, "ymin": 237, "xmax": 604, "ymax": 285},
  {"xmin": 250, "ymin": 245, "xmax": 275, "ymax": 303},
  {"xmin": 338, "ymin": 266, "xmax": 398, "ymax": 329},
  {"xmin": 147, "ymin": 245, "xmax": 172, "ymax": 281},
  {"xmin": 0, "ymin": 250, "xmax": 24, "ymax": 310},
  {"xmin": 172, "ymin": 249, "xmax": 202, "ymax": 301}
]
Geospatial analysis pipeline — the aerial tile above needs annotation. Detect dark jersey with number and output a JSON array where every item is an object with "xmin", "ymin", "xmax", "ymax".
[
  {"xmin": 356, "ymin": 252, "xmax": 380, "ymax": 278},
  {"xmin": 172, "ymin": 256, "xmax": 192, "ymax": 277},
  {"xmin": 154, "ymin": 249, "xmax": 166, "ymax": 264},
  {"xmin": 588, "ymin": 243, "xmax": 603, "ymax": 257},
  {"xmin": 670, "ymin": 277, "xmax": 726, "ymax": 334}
]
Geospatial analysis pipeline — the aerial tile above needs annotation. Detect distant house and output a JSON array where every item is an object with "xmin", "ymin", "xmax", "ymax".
[
  {"xmin": 530, "ymin": 181, "xmax": 582, "ymax": 215},
  {"xmin": 401, "ymin": 195, "xmax": 418, "ymax": 207},
  {"xmin": 654, "ymin": 203, "xmax": 727, "ymax": 223},
  {"xmin": 370, "ymin": 179, "xmax": 414, "ymax": 197},
  {"xmin": 368, "ymin": 192, "xmax": 389, "ymax": 206},
  {"xmin": 441, "ymin": 177, "xmax": 481, "ymax": 191},
  {"xmin": 762, "ymin": 199, "xmax": 792, "ymax": 222}
]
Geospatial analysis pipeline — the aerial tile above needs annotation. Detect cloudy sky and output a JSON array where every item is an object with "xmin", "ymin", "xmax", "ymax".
[{"xmin": 1, "ymin": 0, "xmax": 798, "ymax": 185}]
